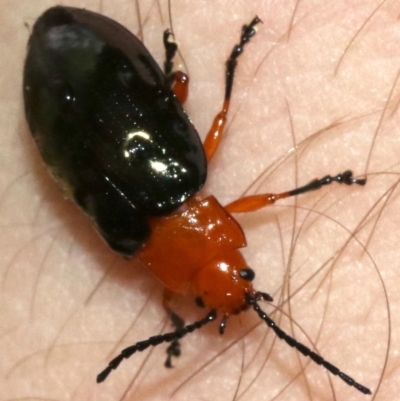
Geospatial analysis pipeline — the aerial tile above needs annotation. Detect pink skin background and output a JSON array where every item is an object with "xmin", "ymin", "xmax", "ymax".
[{"xmin": 1, "ymin": 1, "xmax": 399, "ymax": 400}]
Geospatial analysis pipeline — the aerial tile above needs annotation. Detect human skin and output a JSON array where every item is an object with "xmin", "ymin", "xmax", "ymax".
[{"xmin": 1, "ymin": 1, "xmax": 399, "ymax": 401}]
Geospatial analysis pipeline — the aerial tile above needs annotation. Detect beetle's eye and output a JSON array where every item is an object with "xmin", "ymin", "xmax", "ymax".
[{"xmin": 239, "ymin": 268, "xmax": 255, "ymax": 281}]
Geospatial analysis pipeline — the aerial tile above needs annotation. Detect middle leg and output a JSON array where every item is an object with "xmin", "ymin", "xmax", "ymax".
[
  {"xmin": 225, "ymin": 170, "xmax": 366, "ymax": 213},
  {"xmin": 203, "ymin": 16, "xmax": 262, "ymax": 161}
]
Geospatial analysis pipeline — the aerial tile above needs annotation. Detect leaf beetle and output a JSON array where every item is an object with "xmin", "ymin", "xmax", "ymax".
[{"xmin": 23, "ymin": 6, "xmax": 371, "ymax": 395}]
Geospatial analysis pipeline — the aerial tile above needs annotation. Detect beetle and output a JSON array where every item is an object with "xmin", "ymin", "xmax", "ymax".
[{"xmin": 23, "ymin": 6, "xmax": 371, "ymax": 395}]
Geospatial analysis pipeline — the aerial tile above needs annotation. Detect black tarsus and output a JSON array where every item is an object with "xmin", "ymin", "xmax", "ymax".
[
  {"xmin": 96, "ymin": 310, "xmax": 217, "ymax": 383},
  {"xmin": 163, "ymin": 29, "xmax": 178, "ymax": 77},
  {"xmin": 165, "ymin": 309, "xmax": 185, "ymax": 368},
  {"xmin": 225, "ymin": 16, "xmax": 262, "ymax": 102},
  {"xmin": 288, "ymin": 170, "xmax": 366, "ymax": 197},
  {"xmin": 246, "ymin": 294, "xmax": 371, "ymax": 395}
]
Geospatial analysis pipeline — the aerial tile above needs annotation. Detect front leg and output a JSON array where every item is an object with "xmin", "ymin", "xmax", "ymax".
[{"xmin": 162, "ymin": 288, "xmax": 185, "ymax": 367}]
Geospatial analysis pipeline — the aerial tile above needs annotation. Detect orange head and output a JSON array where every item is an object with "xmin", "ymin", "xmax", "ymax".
[{"xmin": 190, "ymin": 249, "xmax": 257, "ymax": 316}]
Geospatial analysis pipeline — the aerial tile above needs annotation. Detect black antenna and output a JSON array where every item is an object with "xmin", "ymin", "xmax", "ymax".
[
  {"xmin": 96, "ymin": 310, "xmax": 216, "ymax": 383},
  {"xmin": 246, "ymin": 293, "xmax": 371, "ymax": 395}
]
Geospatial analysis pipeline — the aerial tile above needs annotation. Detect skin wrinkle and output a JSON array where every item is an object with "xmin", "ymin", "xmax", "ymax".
[{"xmin": 1, "ymin": 1, "xmax": 399, "ymax": 401}]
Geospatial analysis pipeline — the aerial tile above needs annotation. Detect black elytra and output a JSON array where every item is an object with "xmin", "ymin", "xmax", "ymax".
[{"xmin": 23, "ymin": 6, "xmax": 207, "ymax": 256}]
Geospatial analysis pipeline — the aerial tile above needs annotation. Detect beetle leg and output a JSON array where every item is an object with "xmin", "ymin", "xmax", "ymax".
[
  {"xmin": 163, "ymin": 29, "xmax": 178, "ymax": 76},
  {"xmin": 163, "ymin": 30, "xmax": 189, "ymax": 104},
  {"xmin": 225, "ymin": 170, "xmax": 366, "ymax": 213},
  {"xmin": 204, "ymin": 16, "xmax": 262, "ymax": 162},
  {"xmin": 162, "ymin": 288, "xmax": 185, "ymax": 367},
  {"xmin": 170, "ymin": 71, "xmax": 189, "ymax": 104}
]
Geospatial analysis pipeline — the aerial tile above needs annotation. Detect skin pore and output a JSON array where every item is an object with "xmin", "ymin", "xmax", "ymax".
[{"xmin": 1, "ymin": 1, "xmax": 399, "ymax": 400}]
